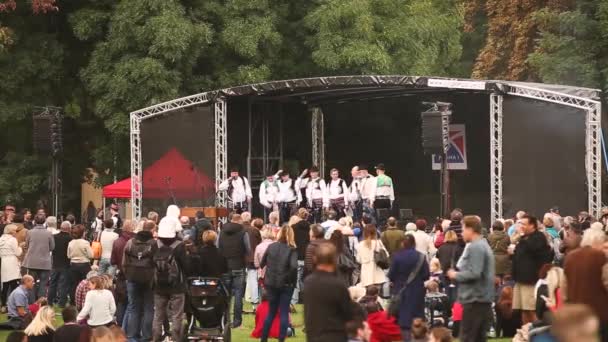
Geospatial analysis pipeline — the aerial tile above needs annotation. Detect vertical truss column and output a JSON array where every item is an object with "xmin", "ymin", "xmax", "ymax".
[
  {"xmin": 311, "ymin": 107, "xmax": 325, "ymax": 177},
  {"xmin": 587, "ymin": 102, "xmax": 602, "ymax": 217},
  {"xmin": 215, "ymin": 98, "xmax": 228, "ymax": 207},
  {"xmin": 130, "ymin": 114, "xmax": 142, "ymax": 220},
  {"xmin": 490, "ymin": 94, "xmax": 503, "ymax": 221}
]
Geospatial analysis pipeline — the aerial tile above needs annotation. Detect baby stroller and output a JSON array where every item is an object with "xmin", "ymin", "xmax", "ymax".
[{"xmin": 185, "ymin": 277, "xmax": 231, "ymax": 341}]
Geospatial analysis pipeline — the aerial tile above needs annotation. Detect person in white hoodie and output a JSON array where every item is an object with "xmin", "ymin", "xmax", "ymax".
[{"xmin": 158, "ymin": 205, "xmax": 183, "ymax": 239}]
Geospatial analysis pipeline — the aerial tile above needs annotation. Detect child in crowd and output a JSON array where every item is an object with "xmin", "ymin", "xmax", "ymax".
[
  {"xmin": 411, "ymin": 318, "xmax": 429, "ymax": 342},
  {"xmin": 424, "ymin": 280, "xmax": 449, "ymax": 326},
  {"xmin": 429, "ymin": 326, "xmax": 453, "ymax": 342},
  {"xmin": 450, "ymin": 302, "xmax": 462, "ymax": 338},
  {"xmin": 427, "ymin": 258, "xmax": 444, "ymax": 290}
]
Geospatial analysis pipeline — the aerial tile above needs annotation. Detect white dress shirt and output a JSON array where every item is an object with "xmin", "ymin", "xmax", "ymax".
[
  {"xmin": 277, "ymin": 178, "xmax": 298, "ymax": 203},
  {"xmin": 306, "ymin": 177, "xmax": 329, "ymax": 208},
  {"xmin": 328, "ymin": 178, "xmax": 349, "ymax": 203},
  {"xmin": 218, "ymin": 176, "xmax": 252, "ymax": 203},
  {"xmin": 359, "ymin": 175, "xmax": 377, "ymax": 203},
  {"xmin": 259, "ymin": 180, "xmax": 279, "ymax": 208}
]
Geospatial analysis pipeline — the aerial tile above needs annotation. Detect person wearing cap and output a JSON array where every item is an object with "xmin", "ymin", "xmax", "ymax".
[
  {"xmin": 109, "ymin": 203, "xmax": 123, "ymax": 229},
  {"xmin": 306, "ymin": 166, "xmax": 329, "ymax": 223},
  {"xmin": 374, "ymin": 164, "xmax": 394, "ymax": 219},
  {"xmin": 276, "ymin": 170, "xmax": 299, "ymax": 224},
  {"xmin": 152, "ymin": 218, "xmax": 189, "ymax": 342},
  {"xmin": 348, "ymin": 166, "xmax": 363, "ymax": 221},
  {"xmin": 218, "ymin": 167, "xmax": 253, "ymax": 213},
  {"xmin": 358, "ymin": 165, "xmax": 377, "ymax": 223},
  {"xmin": 259, "ymin": 173, "xmax": 280, "ymax": 222},
  {"xmin": 328, "ymin": 168, "xmax": 349, "ymax": 220}
]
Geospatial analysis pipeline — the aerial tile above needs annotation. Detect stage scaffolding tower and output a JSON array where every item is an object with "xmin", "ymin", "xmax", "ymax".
[{"xmin": 247, "ymin": 101, "xmax": 284, "ymax": 193}]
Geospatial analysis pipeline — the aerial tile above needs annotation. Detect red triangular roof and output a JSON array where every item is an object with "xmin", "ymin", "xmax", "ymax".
[{"xmin": 102, "ymin": 148, "xmax": 215, "ymax": 199}]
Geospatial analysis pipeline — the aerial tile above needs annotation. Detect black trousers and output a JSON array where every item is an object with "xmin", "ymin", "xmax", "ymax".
[{"xmin": 460, "ymin": 302, "xmax": 492, "ymax": 342}]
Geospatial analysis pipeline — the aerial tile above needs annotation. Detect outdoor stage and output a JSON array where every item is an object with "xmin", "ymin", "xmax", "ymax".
[{"xmin": 129, "ymin": 76, "xmax": 603, "ymax": 223}]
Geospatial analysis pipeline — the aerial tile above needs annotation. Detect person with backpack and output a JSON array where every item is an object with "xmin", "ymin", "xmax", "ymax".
[
  {"xmin": 122, "ymin": 220, "xmax": 157, "ymax": 341},
  {"xmin": 152, "ymin": 217, "xmax": 189, "ymax": 342}
]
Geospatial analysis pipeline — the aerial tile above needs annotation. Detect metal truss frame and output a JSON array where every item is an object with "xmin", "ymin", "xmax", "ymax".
[
  {"xmin": 215, "ymin": 98, "xmax": 228, "ymax": 208},
  {"xmin": 492, "ymin": 84, "xmax": 602, "ymax": 219},
  {"xmin": 247, "ymin": 101, "xmax": 284, "ymax": 193},
  {"xmin": 311, "ymin": 107, "xmax": 325, "ymax": 177}
]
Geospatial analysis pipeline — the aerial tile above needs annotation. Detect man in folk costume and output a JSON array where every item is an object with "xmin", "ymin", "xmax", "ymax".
[
  {"xmin": 358, "ymin": 165, "xmax": 377, "ymax": 223},
  {"xmin": 276, "ymin": 170, "xmax": 299, "ymax": 224},
  {"xmin": 296, "ymin": 169, "xmax": 309, "ymax": 209},
  {"xmin": 348, "ymin": 165, "xmax": 363, "ymax": 221},
  {"xmin": 306, "ymin": 166, "xmax": 328, "ymax": 223},
  {"xmin": 259, "ymin": 173, "xmax": 280, "ymax": 222},
  {"xmin": 328, "ymin": 168, "xmax": 349, "ymax": 219},
  {"xmin": 373, "ymin": 163, "xmax": 394, "ymax": 225},
  {"xmin": 218, "ymin": 167, "xmax": 252, "ymax": 213}
]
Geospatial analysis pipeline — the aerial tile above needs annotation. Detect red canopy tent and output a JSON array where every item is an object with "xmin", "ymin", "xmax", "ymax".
[{"xmin": 102, "ymin": 148, "xmax": 215, "ymax": 200}]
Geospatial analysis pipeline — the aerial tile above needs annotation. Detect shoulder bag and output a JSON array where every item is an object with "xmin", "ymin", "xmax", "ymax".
[
  {"xmin": 388, "ymin": 252, "xmax": 425, "ymax": 317},
  {"xmin": 374, "ymin": 240, "xmax": 390, "ymax": 270},
  {"xmin": 91, "ymin": 230, "xmax": 103, "ymax": 260}
]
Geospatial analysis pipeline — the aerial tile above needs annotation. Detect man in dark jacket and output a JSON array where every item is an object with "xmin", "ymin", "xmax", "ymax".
[
  {"xmin": 292, "ymin": 208, "xmax": 310, "ymax": 305},
  {"xmin": 111, "ymin": 219, "xmax": 135, "ymax": 326},
  {"xmin": 304, "ymin": 224, "xmax": 325, "ymax": 279},
  {"xmin": 48, "ymin": 221, "xmax": 72, "ymax": 307},
  {"xmin": 123, "ymin": 221, "xmax": 157, "ymax": 341},
  {"xmin": 511, "ymin": 214, "xmax": 552, "ymax": 325},
  {"xmin": 304, "ymin": 242, "xmax": 353, "ymax": 342},
  {"xmin": 152, "ymin": 219, "xmax": 190, "ymax": 342},
  {"xmin": 447, "ymin": 209, "xmax": 464, "ymax": 246},
  {"xmin": 191, "ymin": 210, "xmax": 213, "ymax": 246},
  {"xmin": 218, "ymin": 214, "xmax": 251, "ymax": 328}
]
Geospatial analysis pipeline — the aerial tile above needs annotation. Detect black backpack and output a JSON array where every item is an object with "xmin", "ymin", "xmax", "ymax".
[
  {"xmin": 124, "ymin": 238, "xmax": 156, "ymax": 284},
  {"xmin": 153, "ymin": 240, "xmax": 183, "ymax": 288}
]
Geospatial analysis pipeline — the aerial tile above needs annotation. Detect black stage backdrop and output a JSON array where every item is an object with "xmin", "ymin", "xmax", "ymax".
[{"xmin": 502, "ymin": 97, "xmax": 586, "ymax": 219}]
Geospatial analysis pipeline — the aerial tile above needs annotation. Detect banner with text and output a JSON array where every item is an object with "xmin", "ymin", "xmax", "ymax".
[{"xmin": 432, "ymin": 124, "xmax": 468, "ymax": 170}]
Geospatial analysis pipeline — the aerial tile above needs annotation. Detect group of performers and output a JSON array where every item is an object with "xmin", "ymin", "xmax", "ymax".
[{"xmin": 217, "ymin": 164, "xmax": 395, "ymax": 224}]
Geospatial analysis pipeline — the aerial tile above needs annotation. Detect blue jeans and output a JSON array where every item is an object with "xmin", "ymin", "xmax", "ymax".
[
  {"xmin": 47, "ymin": 268, "xmax": 69, "ymax": 306},
  {"xmin": 246, "ymin": 268, "xmax": 259, "ymax": 306},
  {"xmin": 291, "ymin": 260, "xmax": 305, "ymax": 305},
  {"xmin": 126, "ymin": 281, "xmax": 154, "ymax": 342},
  {"xmin": 26, "ymin": 268, "xmax": 50, "ymax": 299},
  {"xmin": 222, "ymin": 269, "xmax": 245, "ymax": 327},
  {"xmin": 261, "ymin": 286, "xmax": 294, "ymax": 341},
  {"xmin": 98, "ymin": 258, "xmax": 115, "ymax": 276}
]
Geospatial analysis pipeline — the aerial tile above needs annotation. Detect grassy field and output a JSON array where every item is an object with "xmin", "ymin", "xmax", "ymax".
[{"xmin": 0, "ymin": 303, "xmax": 512, "ymax": 341}]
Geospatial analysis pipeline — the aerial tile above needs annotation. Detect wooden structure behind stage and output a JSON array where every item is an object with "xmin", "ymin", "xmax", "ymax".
[{"xmin": 181, "ymin": 207, "xmax": 229, "ymax": 228}]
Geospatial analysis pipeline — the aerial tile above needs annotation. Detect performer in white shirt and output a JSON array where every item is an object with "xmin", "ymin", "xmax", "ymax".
[
  {"xmin": 358, "ymin": 164, "xmax": 376, "ymax": 223},
  {"xmin": 218, "ymin": 167, "xmax": 252, "ymax": 213},
  {"xmin": 296, "ymin": 168, "xmax": 309, "ymax": 209},
  {"xmin": 328, "ymin": 168, "xmax": 349, "ymax": 219},
  {"xmin": 259, "ymin": 173, "xmax": 280, "ymax": 221},
  {"xmin": 306, "ymin": 166, "xmax": 328, "ymax": 223},
  {"xmin": 276, "ymin": 170, "xmax": 299, "ymax": 224},
  {"xmin": 348, "ymin": 165, "xmax": 362, "ymax": 221}
]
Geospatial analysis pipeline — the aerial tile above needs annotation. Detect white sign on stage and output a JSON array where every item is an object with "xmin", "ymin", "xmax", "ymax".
[{"xmin": 432, "ymin": 124, "xmax": 468, "ymax": 170}]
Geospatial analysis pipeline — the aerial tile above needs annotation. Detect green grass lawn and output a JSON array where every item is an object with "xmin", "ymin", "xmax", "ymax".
[{"xmin": 0, "ymin": 303, "xmax": 511, "ymax": 342}]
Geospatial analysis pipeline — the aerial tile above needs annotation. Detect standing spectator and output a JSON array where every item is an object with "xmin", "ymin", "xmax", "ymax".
[
  {"xmin": 23, "ymin": 213, "xmax": 55, "ymax": 299},
  {"xmin": 330, "ymin": 230, "xmax": 357, "ymax": 287},
  {"xmin": 109, "ymin": 203, "xmax": 122, "ymax": 229},
  {"xmin": 179, "ymin": 216, "xmax": 191, "ymax": 239},
  {"xmin": 388, "ymin": 234, "xmax": 429, "ymax": 341},
  {"xmin": 54, "ymin": 306, "xmax": 83, "ymax": 341},
  {"xmin": 110, "ymin": 219, "xmax": 134, "ymax": 327},
  {"xmin": 447, "ymin": 215, "xmax": 495, "ymax": 342},
  {"xmin": 45, "ymin": 217, "xmax": 60, "ymax": 235},
  {"xmin": 254, "ymin": 228, "xmax": 276, "ymax": 281},
  {"xmin": 410, "ymin": 219, "xmax": 436, "ymax": 259},
  {"xmin": 90, "ymin": 209, "xmax": 104, "ymax": 241},
  {"xmin": 563, "ymin": 227, "xmax": 608, "ymax": 341},
  {"xmin": 244, "ymin": 215, "xmax": 262, "ymax": 311},
  {"xmin": 380, "ymin": 217, "xmax": 405, "ymax": 259},
  {"xmin": 0, "ymin": 224, "xmax": 23, "ymax": 311},
  {"xmin": 304, "ymin": 224, "xmax": 325, "ymax": 279},
  {"xmin": 487, "ymin": 220, "xmax": 511, "ymax": 279},
  {"xmin": 48, "ymin": 221, "xmax": 72, "ymax": 307},
  {"xmin": 259, "ymin": 224, "xmax": 298, "ymax": 342},
  {"xmin": 123, "ymin": 220, "xmax": 157, "ymax": 341},
  {"xmin": 430, "ymin": 221, "xmax": 445, "ymax": 249},
  {"xmin": 218, "ymin": 213, "xmax": 250, "ymax": 328},
  {"xmin": 97, "ymin": 219, "xmax": 119, "ymax": 276},
  {"xmin": 435, "ymin": 231, "xmax": 463, "ymax": 276},
  {"xmin": 24, "ymin": 306, "xmax": 55, "ymax": 342},
  {"xmin": 21, "ymin": 209, "xmax": 33, "ymax": 230},
  {"xmin": 321, "ymin": 210, "xmax": 339, "ymax": 237},
  {"xmin": 510, "ymin": 214, "xmax": 552, "ymax": 325},
  {"xmin": 560, "ymin": 222, "xmax": 583, "ymax": 257},
  {"xmin": 304, "ymin": 242, "xmax": 354, "ymax": 342},
  {"xmin": 292, "ymin": 209, "xmax": 310, "ymax": 303},
  {"xmin": 10, "ymin": 214, "xmax": 27, "ymax": 262},
  {"xmin": 191, "ymin": 230, "xmax": 227, "ymax": 278},
  {"xmin": 447, "ymin": 209, "xmax": 464, "ymax": 246},
  {"xmin": 77, "ymin": 276, "xmax": 116, "ymax": 328},
  {"xmin": 191, "ymin": 210, "xmax": 212, "ymax": 246},
  {"xmin": 151, "ymin": 219, "xmax": 189, "ymax": 342},
  {"xmin": 356, "ymin": 224, "xmax": 388, "ymax": 287},
  {"xmin": 507, "ymin": 211, "xmax": 526, "ymax": 237},
  {"xmin": 67, "ymin": 225, "xmax": 93, "ymax": 307},
  {"xmin": 4, "ymin": 275, "xmax": 34, "ymax": 330}
]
